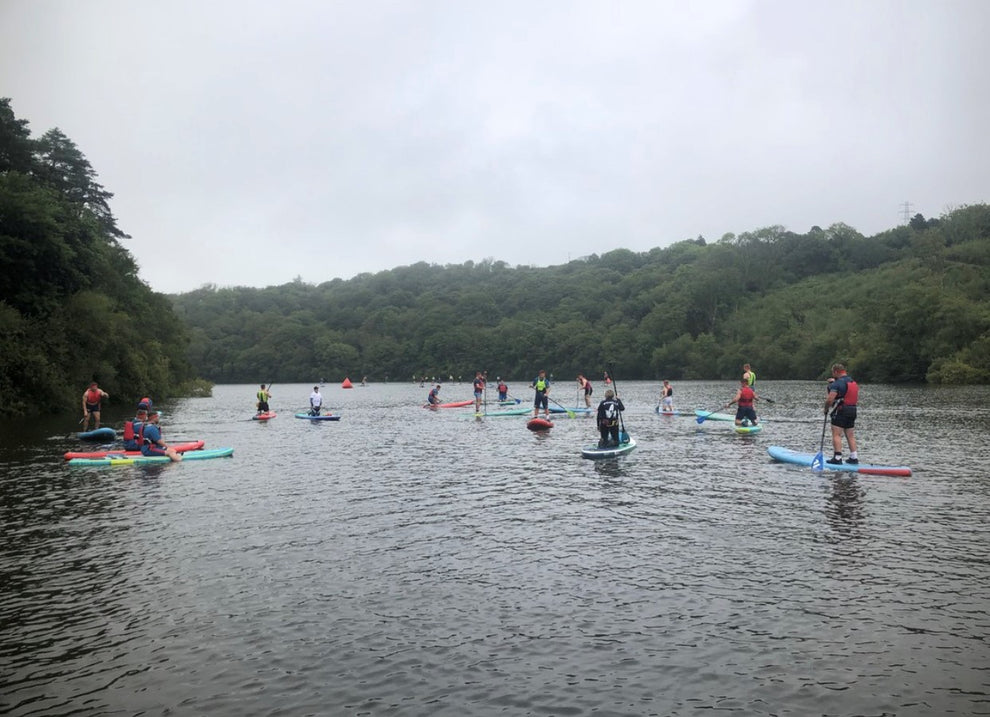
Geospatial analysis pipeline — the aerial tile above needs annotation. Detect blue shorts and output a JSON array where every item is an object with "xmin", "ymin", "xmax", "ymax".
[
  {"xmin": 735, "ymin": 406, "xmax": 758, "ymax": 423},
  {"xmin": 831, "ymin": 405, "xmax": 857, "ymax": 429}
]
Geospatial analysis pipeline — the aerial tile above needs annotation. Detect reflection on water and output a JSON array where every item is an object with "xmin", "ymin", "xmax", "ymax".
[{"xmin": 1, "ymin": 381, "xmax": 989, "ymax": 716}]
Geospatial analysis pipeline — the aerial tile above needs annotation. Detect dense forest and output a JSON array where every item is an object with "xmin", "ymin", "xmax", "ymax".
[
  {"xmin": 0, "ymin": 98, "xmax": 200, "ymax": 417},
  {"xmin": 3, "ymin": 97, "xmax": 988, "ymax": 421},
  {"xmin": 172, "ymin": 204, "xmax": 990, "ymax": 386}
]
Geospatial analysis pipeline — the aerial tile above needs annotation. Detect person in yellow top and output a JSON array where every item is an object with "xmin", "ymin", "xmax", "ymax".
[
  {"xmin": 256, "ymin": 384, "xmax": 272, "ymax": 414},
  {"xmin": 742, "ymin": 363, "xmax": 756, "ymax": 387}
]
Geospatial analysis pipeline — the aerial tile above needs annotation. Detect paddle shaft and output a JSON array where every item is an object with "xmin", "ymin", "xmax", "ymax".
[
  {"xmin": 547, "ymin": 395, "xmax": 575, "ymax": 418},
  {"xmin": 606, "ymin": 364, "xmax": 628, "ymax": 437},
  {"xmin": 812, "ymin": 411, "xmax": 829, "ymax": 471}
]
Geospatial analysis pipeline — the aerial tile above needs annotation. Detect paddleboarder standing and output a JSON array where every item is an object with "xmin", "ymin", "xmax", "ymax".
[
  {"xmin": 81, "ymin": 382, "xmax": 109, "ymax": 431},
  {"xmin": 309, "ymin": 386, "xmax": 323, "ymax": 416},
  {"xmin": 742, "ymin": 363, "xmax": 756, "ymax": 387},
  {"xmin": 577, "ymin": 374, "xmax": 593, "ymax": 408},
  {"xmin": 659, "ymin": 380, "xmax": 674, "ymax": 412},
  {"xmin": 473, "ymin": 371, "xmax": 486, "ymax": 413},
  {"xmin": 596, "ymin": 389, "xmax": 625, "ymax": 448},
  {"xmin": 531, "ymin": 369, "xmax": 551, "ymax": 418},
  {"xmin": 256, "ymin": 384, "xmax": 271, "ymax": 414},
  {"xmin": 824, "ymin": 363, "xmax": 859, "ymax": 465}
]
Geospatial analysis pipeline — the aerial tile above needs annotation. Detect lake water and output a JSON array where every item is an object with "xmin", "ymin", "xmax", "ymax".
[{"xmin": 2, "ymin": 380, "xmax": 989, "ymax": 716}]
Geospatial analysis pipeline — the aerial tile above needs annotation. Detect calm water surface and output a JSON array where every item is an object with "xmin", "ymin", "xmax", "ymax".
[{"xmin": 1, "ymin": 380, "xmax": 989, "ymax": 716}]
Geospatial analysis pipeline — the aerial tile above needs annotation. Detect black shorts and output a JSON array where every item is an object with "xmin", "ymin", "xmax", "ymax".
[{"xmin": 831, "ymin": 405, "xmax": 857, "ymax": 429}]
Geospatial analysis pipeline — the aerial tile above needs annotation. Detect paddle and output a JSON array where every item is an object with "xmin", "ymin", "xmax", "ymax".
[
  {"xmin": 811, "ymin": 411, "xmax": 829, "ymax": 472},
  {"xmin": 607, "ymin": 364, "xmax": 630, "ymax": 442},
  {"xmin": 696, "ymin": 408, "xmax": 722, "ymax": 424},
  {"xmin": 548, "ymin": 396, "xmax": 576, "ymax": 418}
]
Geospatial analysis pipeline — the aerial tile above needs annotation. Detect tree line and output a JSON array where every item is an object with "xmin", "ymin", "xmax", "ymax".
[
  {"xmin": 0, "ymin": 98, "xmax": 201, "ymax": 417},
  {"xmin": 172, "ymin": 206, "xmax": 990, "ymax": 386}
]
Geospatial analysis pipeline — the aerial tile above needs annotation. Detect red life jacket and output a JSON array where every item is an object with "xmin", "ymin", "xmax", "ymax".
[
  {"xmin": 738, "ymin": 386, "xmax": 755, "ymax": 407},
  {"xmin": 85, "ymin": 388, "xmax": 101, "ymax": 404}
]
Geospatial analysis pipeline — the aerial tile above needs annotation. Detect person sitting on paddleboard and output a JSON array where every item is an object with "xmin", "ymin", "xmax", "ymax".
[
  {"xmin": 824, "ymin": 363, "xmax": 859, "ymax": 465},
  {"xmin": 123, "ymin": 408, "xmax": 148, "ymax": 451},
  {"xmin": 81, "ymin": 382, "xmax": 109, "ymax": 431},
  {"xmin": 139, "ymin": 411, "xmax": 182, "ymax": 462},
  {"xmin": 497, "ymin": 378, "xmax": 508, "ymax": 401},
  {"xmin": 660, "ymin": 380, "xmax": 674, "ymax": 412},
  {"xmin": 309, "ymin": 386, "xmax": 323, "ymax": 416},
  {"xmin": 577, "ymin": 374, "xmax": 593, "ymax": 408},
  {"xmin": 256, "ymin": 384, "xmax": 271, "ymax": 414},
  {"xmin": 596, "ymin": 389, "xmax": 626, "ymax": 448},
  {"xmin": 427, "ymin": 384, "xmax": 441, "ymax": 406},
  {"xmin": 725, "ymin": 378, "xmax": 760, "ymax": 426},
  {"xmin": 531, "ymin": 370, "xmax": 551, "ymax": 418}
]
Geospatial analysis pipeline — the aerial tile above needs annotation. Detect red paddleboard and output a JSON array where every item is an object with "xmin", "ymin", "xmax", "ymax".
[
  {"xmin": 423, "ymin": 399, "xmax": 474, "ymax": 408},
  {"xmin": 64, "ymin": 440, "xmax": 206, "ymax": 460},
  {"xmin": 527, "ymin": 417, "xmax": 554, "ymax": 431},
  {"xmin": 253, "ymin": 411, "xmax": 277, "ymax": 421}
]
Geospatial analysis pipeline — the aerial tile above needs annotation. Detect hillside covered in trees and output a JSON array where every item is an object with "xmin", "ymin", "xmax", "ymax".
[
  {"xmin": 0, "ymin": 98, "xmax": 198, "ymax": 417},
  {"xmin": 172, "ymin": 204, "xmax": 990, "ymax": 386}
]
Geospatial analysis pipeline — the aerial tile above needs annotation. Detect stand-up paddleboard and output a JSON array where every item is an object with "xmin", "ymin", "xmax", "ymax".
[
  {"xmin": 734, "ymin": 423, "xmax": 763, "ymax": 435},
  {"xmin": 767, "ymin": 446, "xmax": 911, "ymax": 476},
  {"xmin": 527, "ymin": 417, "xmax": 554, "ymax": 431},
  {"xmin": 549, "ymin": 406, "xmax": 593, "ymax": 415},
  {"xmin": 77, "ymin": 427, "xmax": 117, "ymax": 442},
  {"xmin": 424, "ymin": 399, "xmax": 474, "ymax": 409},
  {"xmin": 655, "ymin": 407, "xmax": 682, "ymax": 416},
  {"xmin": 68, "ymin": 447, "xmax": 234, "ymax": 466},
  {"xmin": 581, "ymin": 437, "xmax": 637, "ymax": 459},
  {"xmin": 294, "ymin": 412, "xmax": 341, "ymax": 421},
  {"xmin": 694, "ymin": 410, "xmax": 735, "ymax": 422},
  {"xmin": 253, "ymin": 411, "xmax": 277, "ymax": 421},
  {"xmin": 64, "ymin": 440, "xmax": 205, "ymax": 460},
  {"xmin": 475, "ymin": 406, "xmax": 531, "ymax": 417}
]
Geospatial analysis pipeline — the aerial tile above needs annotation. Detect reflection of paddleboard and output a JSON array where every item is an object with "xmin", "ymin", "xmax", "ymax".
[
  {"xmin": 581, "ymin": 437, "xmax": 637, "ymax": 459},
  {"xmin": 734, "ymin": 423, "xmax": 763, "ymax": 434},
  {"xmin": 527, "ymin": 417, "xmax": 554, "ymax": 431},
  {"xmin": 767, "ymin": 446, "xmax": 912, "ymax": 476},
  {"xmin": 253, "ymin": 412, "xmax": 277, "ymax": 421}
]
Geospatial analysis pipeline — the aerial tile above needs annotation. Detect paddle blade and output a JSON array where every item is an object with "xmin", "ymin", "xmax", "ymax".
[
  {"xmin": 619, "ymin": 431, "xmax": 630, "ymax": 444},
  {"xmin": 811, "ymin": 450, "xmax": 824, "ymax": 472},
  {"xmin": 696, "ymin": 415, "xmax": 707, "ymax": 424}
]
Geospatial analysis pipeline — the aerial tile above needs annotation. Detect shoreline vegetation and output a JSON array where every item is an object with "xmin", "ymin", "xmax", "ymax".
[{"xmin": 2, "ymin": 97, "xmax": 988, "ymax": 417}]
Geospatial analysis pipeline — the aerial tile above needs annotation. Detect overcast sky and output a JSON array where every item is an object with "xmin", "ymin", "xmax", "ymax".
[{"xmin": 2, "ymin": 0, "xmax": 988, "ymax": 294}]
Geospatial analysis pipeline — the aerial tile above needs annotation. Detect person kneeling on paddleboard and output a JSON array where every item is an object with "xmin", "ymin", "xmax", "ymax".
[
  {"xmin": 725, "ymin": 379, "xmax": 760, "ymax": 427},
  {"xmin": 597, "ymin": 390, "xmax": 625, "ymax": 448},
  {"xmin": 427, "ymin": 384, "xmax": 441, "ymax": 406}
]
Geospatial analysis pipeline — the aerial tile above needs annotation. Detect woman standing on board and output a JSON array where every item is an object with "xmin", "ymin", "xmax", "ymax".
[{"xmin": 824, "ymin": 363, "xmax": 859, "ymax": 465}]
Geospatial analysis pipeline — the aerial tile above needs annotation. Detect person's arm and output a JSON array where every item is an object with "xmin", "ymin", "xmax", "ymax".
[
  {"xmin": 725, "ymin": 390, "xmax": 740, "ymax": 408},
  {"xmin": 824, "ymin": 389, "xmax": 838, "ymax": 413}
]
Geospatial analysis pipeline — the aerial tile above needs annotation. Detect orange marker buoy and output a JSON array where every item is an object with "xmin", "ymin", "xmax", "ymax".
[{"xmin": 341, "ymin": 377, "xmax": 353, "ymax": 389}]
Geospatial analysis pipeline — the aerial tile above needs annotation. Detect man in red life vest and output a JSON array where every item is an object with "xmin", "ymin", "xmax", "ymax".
[
  {"xmin": 81, "ymin": 382, "xmax": 109, "ymax": 430},
  {"xmin": 824, "ymin": 363, "xmax": 859, "ymax": 464},
  {"xmin": 725, "ymin": 378, "xmax": 760, "ymax": 426}
]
